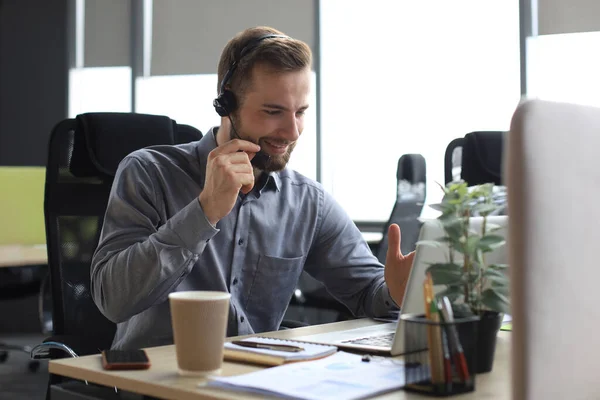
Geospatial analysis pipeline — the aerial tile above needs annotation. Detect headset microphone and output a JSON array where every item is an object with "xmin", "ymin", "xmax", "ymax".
[{"xmin": 228, "ymin": 116, "xmax": 272, "ymax": 169}]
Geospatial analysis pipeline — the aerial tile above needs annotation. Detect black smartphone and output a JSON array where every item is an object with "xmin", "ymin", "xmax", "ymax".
[{"xmin": 101, "ymin": 349, "xmax": 151, "ymax": 370}]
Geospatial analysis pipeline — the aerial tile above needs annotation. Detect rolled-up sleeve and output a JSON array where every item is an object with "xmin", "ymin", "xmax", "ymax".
[
  {"xmin": 304, "ymin": 189, "xmax": 399, "ymax": 318},
  {"xmin": 90, "ymin": 156, "xmax": 218, "ymax": 323}
]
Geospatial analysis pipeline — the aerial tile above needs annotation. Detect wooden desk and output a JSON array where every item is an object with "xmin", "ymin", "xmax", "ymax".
[
  {"xmin": 0, "ymin": 244, "xmax": 47, "ymax": 267},
  {"xmin": 50, "ymin": 319, "xmax": 510, "ymax": 400}
]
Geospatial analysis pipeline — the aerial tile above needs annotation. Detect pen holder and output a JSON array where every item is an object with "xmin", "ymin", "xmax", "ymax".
[{"xmin": 401, "ymin": 313, "xmax": 480, "ymax": 397}]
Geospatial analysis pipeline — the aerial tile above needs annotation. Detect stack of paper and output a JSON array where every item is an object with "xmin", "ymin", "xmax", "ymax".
[{"xmin": 208, "ymin": 351, "xmax": 405, "ymax": 400}]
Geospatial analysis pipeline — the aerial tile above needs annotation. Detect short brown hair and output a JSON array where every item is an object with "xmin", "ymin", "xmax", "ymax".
[{"xmin": 216, "ymin": 26, "xmax": 312, "ymax": 105}]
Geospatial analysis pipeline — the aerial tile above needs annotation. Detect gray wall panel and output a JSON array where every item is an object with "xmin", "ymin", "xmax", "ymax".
[
  {"xmin": 538, "ymin": 0, "xmax": 600, "ymax": 35},
  {"xmin": 84, "ymin": 0, "xmax": 131, "ymax": 67},
  {"xmin": 151, "ymin": 0, "xmax": 316, "ymax": 75},
  {"xmin": 0, "ymin": 0, "xmax": 69, "ymax": 166}
]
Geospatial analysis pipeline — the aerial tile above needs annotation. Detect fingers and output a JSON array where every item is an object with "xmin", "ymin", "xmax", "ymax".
[
  {"xmin": 210, "ymin": 139, "xmax": 260, "ymax": 157},
  {"xmin": 224, "ymin": 151, "xmax": 255, "ymax": 165},
  {"xmin": 228, "ymin": 163, "xmax": 253, "ymax": 174},
  {"xmin": 386, "ymin": 223, "xmax": 402, "ymax": 262}
]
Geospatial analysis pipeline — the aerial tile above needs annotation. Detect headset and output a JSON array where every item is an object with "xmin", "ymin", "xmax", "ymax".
[{"xmin": 213, "ymin": 34, "xmax": 289, "ymax": 117}]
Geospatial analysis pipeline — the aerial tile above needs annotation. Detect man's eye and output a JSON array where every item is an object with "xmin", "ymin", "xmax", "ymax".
[{"xmin": 264, "ymin": 110, "xmax": 281, "ymax": 115}]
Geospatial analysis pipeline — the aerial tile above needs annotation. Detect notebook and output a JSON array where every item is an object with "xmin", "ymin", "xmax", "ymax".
[{"xmin": 223, "ymin": 337, "xmax": 337, "ymax": 366}]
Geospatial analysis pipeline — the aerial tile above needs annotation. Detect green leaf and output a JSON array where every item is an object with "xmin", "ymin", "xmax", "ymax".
[
  {"xmin": 472, "ymin": 203, "xmax": 498, "ymax": 216},
  {"xmin": 489, "ymin": 263, "xmax": 509, "ymax": 270},
  {"xmin": 491, "ymin": 281, "xmax": 509, "ymax": 296},
  {"xmin": 448, "ymin": 182, "xmax": 469, "ymax": 196},
  {"xmin": 483, "ymin": 268, "xmax": 509, "ymax": 286},
  {"xmin": 485, "ymin": 223, "xmax": 503, "ymax": 233},
  {"xmin": 466, "ymin": 235, "xmax": 480, "ymax": 254},
  {"xmin": 426, "ymin": 263, "xmax": 463, "ymax": 285},
  {"xmin": 442, "ymin": 219, "xmax": 464, "ymax": 242},
  {"xmin": 474, "ymin": 249, "xmax": 484, "ymax": 267},
  {"xmin": 429, "ymin": 202, "xmax": 455, "ymax": 213},
  {"xmin": 455, "ymin": 235, "xmax": 479, "ymax": 255},
  {"xmin": 481, "ymin": 288, "xmax": 510, "ymax": 314},
  {"xmin": 478, "ymin": 234, "xmax": 505, "ymax": 252}
]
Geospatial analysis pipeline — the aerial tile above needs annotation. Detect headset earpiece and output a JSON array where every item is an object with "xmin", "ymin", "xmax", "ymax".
[{"xmin": 213, "ymin": 89, "xmax": 237, "ymax": 117}]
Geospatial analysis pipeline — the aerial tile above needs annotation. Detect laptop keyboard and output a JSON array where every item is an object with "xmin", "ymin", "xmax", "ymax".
[{"xmin": 341, "ymin": 332, "xmax": 395, "ymax": 347}]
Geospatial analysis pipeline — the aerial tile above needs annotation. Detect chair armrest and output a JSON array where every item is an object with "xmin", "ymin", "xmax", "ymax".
[
  {"xmin": 31, "ymin": 334, "xmax": 107, "ymax": 360},
  {"xmin": 31, "ymin": 341, "xmax": 79, "ymax": 360}
]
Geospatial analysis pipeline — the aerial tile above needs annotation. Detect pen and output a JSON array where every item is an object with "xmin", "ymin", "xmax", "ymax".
[
  {"xmin": 231, "ymin": 340, "xmax": 305, "ymax": 353},
  {"xmin": 440, "ymin": 326, "xmax": 453, "ymax": 391},
  {"xmin": 439, "ymin": 297, "xmax": 470, "ymax": 384}
]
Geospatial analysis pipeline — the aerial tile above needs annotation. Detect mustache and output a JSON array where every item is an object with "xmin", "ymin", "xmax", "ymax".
[
  {"xmin": 259, "ymin": 138, "xmax": 292, "ymax": 146},
  {"xmin": 228, "ymin": 118, "xmax": 272, "ymax": 166}
]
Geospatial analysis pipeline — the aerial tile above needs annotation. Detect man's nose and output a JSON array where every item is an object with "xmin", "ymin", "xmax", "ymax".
[{"xmin": 279, "ymin": 113, "xmax": 300, "ymax": 141}]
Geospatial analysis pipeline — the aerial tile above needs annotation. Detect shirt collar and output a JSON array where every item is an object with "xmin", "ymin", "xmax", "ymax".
[{"xmin": 197, "ymin": 126, "xmax": 281, "ymax": 192}]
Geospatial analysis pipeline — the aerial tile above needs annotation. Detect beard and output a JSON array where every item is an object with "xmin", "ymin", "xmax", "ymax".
[{"xmin": 228, "ymin": 116, "xmax": 296, "ymax": 172}]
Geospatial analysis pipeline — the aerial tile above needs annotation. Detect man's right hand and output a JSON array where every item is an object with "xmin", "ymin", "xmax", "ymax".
[{"xmin": 199, "ymin": 139, "xmax": 261, "ymax": 226}]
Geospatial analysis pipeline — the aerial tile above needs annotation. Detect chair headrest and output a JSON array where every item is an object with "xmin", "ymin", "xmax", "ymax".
[
  {"xmin": 70, "ymin": 112, "xmax": 177, "ymax": 178},
  {"xmin": 397, "ymin": 154, "xmax": 426, "ymax": 183},
  {"xmin": 461, "ymin": 131, "xmax": 505, "ymax": 186}
]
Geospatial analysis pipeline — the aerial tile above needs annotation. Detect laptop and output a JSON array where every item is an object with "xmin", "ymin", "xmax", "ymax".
[{"xmin": 295, "ymin": 215, "xmax": 508, "ymax": 356}]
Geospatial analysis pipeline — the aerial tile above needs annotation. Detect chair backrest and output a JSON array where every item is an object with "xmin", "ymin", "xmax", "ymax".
[
  {"xmin": 44, "ymin": 112, "xmax": 202, "ymax": 350},
  {"xmin": 508, "ymin": 99, "xmax": 600, "ymax": 399},
  {"xmin": 444, "ymin": 131, "xmax": 505, "ymax": 186},
  {"xmin": 376, "ymin": 154, "xmax": 426, "ymax": 263},
  {"xmin": 444, "ymin": 137, "xmax": 464, "ymax": 185},
  {"xmin": 461, "ymin": 131, "xmax": 504, "ymax": 186}
]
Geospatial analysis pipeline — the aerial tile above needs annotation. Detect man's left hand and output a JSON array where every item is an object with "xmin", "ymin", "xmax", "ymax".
[{"xmin": 384, "ymin": 223, "xmax": 415, "ymax": 307}]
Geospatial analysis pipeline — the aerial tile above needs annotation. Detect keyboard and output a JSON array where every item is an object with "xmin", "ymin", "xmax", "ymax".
[{"xmin": 341, "ymin": 332, "xmax": 395, "ymax": 347}]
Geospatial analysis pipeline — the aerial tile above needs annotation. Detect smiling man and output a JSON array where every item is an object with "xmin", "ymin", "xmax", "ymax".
[{"xmin": 91, "ymin": 26, "xmax": 415, "ymax": 350}]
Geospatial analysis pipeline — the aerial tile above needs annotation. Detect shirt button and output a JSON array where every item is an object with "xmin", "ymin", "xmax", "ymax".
[
  {"xmin": 240, "ymin": 316, "xmax": 245, "ymax": 323},
  {"xmin": 232, "ymin": 278, "xmax": 238, "ymax": 285},
  {"xmin": 238, "ymin": 238, "xmax": 244, "ymax": 245},
  {"xmin": 385, "ymin": 301, "xmax": 390, "ymax": 306}
]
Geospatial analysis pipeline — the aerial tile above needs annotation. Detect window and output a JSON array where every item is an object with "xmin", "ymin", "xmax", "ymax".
[
  {"xmin": 320, "ymin": 0, "xmax": 521, "ymax": 221},
  {"xmin": 68, "ymin": 67, "xmax": 132, "ymax": 117},
  {"xmin": 527, "ymin": 31, "xmax": 600, "ymax": 108}
]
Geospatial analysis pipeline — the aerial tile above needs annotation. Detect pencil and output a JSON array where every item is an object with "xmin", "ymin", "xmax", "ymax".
[
  {"xmin": 423, "ymin": 279, "xmax": 437, "ymax": 384},
  {"xmin": 429, "ymin": 300, "xmax": 445, "ymax": 386}
]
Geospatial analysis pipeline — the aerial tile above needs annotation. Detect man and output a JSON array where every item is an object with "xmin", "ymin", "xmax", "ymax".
[{"xmin": 91, "ymin": 26, "xmax": 415, "ymax": 350}]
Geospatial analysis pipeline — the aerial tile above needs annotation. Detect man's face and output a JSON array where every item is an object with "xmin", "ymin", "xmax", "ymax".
[{"xmin": 230, "ymin": 64, "xmax": 311, "ymax": 172}]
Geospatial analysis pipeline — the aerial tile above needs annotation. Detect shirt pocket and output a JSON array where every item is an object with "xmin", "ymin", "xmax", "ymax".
[{"xmin": 245, "ymin": 254, "xmax": 305, "ymax": 332}]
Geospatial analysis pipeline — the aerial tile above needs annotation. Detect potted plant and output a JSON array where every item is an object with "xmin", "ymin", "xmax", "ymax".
[{"xmin": 420, "ymin": 181, "xmax": 509, "ymax": 373}]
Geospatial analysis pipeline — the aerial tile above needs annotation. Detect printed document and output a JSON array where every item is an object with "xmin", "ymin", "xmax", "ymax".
[{"xmin": 208, "ymin": 351, "xmax": 405, "ymax": 400}]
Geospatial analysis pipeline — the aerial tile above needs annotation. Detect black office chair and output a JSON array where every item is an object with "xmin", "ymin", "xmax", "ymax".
[
  {"xmin": 461, "ymin": 131, "xmax": 505, "ymax": 186},
  {"xmin": 444, "ymin": 137, "xmax": 464, "ymax": 185},
  {"xmin": 444, "ymin": 131, "xmax": 505, "ymax": 186},
  {"xmin": 375, "ymin": 154, "xmax": 426, "ymax": 263},
  {"xmin": 31, "ymin": 112, "xmax": 202, "ymax": 397}
]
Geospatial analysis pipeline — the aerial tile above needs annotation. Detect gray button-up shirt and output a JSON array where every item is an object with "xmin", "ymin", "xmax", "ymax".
[{"xmin": 91, "ymin": 127, "xmax": 397, "ymax": 350}]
